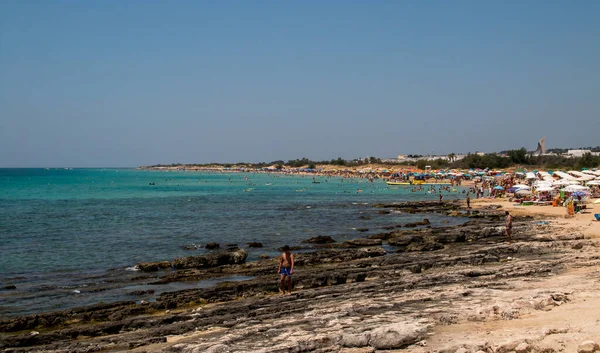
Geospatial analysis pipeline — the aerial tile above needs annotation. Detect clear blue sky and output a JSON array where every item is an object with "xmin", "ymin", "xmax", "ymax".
[{"xmin": 1, "ymin": 1, "xmax": 599, "ymax": 167}]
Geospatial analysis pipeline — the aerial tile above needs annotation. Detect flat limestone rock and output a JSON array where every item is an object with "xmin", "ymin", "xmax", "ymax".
[
  {"xmin": 368, "ymin": 322, "xmax": 428, "ymax": 349},
  {"xmin": 578, "ymin": 341, "xmax": 600, "ymax": 353}
]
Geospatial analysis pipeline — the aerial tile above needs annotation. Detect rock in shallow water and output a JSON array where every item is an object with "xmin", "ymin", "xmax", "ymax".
[
  {"xmin": 205, "ymin": 242, "xmax": 220, "ymax": 250},
  {"xmin": 136, "ymin": 261, "xmax": 172, "ymax": 272},
  {"xmin": 302, "ymin": 235, "xmax": 336, "ymax": 244},
  {"xmin": 173, "ymin": 248, "xmax": 248, "ymax": 269},
  {"xmin": 404, "ymin": 219, "xmax": 431, "ymax": 228},
  {"xmin": 344, "ymin": 238, "xmax": 382, "ymax": 247}
]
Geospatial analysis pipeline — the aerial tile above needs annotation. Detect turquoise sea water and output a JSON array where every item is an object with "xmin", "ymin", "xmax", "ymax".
[{"xmin": 0, "ymin": 168, "xmax": 467, "ymax": 316}]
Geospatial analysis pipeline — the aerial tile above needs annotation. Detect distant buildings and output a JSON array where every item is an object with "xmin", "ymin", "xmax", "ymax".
[
  {"xmin": 379, "ymin": 140, "xmax": 599, "ymax": 163},
  {"xmin": 566, "ymin": 149, "xmax": 600, "ymax": 157}
]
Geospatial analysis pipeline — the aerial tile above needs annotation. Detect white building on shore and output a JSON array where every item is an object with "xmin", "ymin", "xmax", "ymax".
[{"xmin": 566, "ymin": 149, "xmax": 600, "ymax": 157}]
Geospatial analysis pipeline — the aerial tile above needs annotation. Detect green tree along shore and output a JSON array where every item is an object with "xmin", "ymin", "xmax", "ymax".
[{"xmin": 147, "ymin": 148, "xmax": 600, "ymax": 171}]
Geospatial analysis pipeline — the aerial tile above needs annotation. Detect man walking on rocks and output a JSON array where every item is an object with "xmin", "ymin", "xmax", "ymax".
[
  {"xmin": 505, "ymin": 211, "xmax": 513, "ymax": 243},
  {"xmin": 278, "ymin": 245, "xmax": 294, "ymax": 294}
]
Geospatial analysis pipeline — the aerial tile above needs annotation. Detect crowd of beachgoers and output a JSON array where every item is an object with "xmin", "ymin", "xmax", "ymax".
[{"xmin": 142, "ymin": 164, "xmax": 600, "ymax": 196}]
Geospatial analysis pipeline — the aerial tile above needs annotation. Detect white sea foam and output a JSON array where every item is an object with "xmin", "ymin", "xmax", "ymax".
[{"xmin": 125, "ymin": 265, "xmax": 140, "ymax": 272}]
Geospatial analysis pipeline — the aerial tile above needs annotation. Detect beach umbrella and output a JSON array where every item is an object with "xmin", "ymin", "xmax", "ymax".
[
  {"xmin": 562, "ymin": 185, "xmax": 590, "ymax": 192},
  {"xmin": 493, "ymin": 186, "xmax": 504, "ymax": 190},
  {"xmin": 571, "ymin": 191, "xmax": 588, "ymax": 197},
  {"xmin": 535, "ymin": 186, "xmax": 555, "ymax": 192},
  {"xmin": 512, "ymin": 184, "xmax": 530, "ymax": 190},
  {"xmin": 586, "ymin": 180, "xmax": 600, "ymax": 185},
  {"xmin": 515, "ymin": 189, "xmax": 532, "ymax": 196},
  {"xmin": 553, "ymin": 180, "xmax": 574, "ymax": 186}
]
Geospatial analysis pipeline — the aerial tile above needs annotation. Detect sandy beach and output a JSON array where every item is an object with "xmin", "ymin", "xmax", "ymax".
[{"xmin": 413, "ymin": 197, "xmax": 600, "ymax": 352}]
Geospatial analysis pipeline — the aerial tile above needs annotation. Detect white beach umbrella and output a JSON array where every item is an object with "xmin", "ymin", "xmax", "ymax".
[
  {"xmin": 585, "ymin": 180, "xmax": 600, "ymax": 185},
  {"xmin": 553, "ymin": 180, "xmax": 574, "ymax": 186},
  {"xmin": 515, "ymin": 189, "xmax": 532, "ymax": 196},
  {"xmin": 535, "ymin": 186, "xmax": 555, "ymax": 192},
  {"xmin": 562, "ymin": 185, "xmax": 590, "ymax": 192},
  {"xmin": 512, "ymin": 184, "xmax": 531, "ymax": 190},
  {"xmin": 554, "ymin": 171, "xmax": 575, "ymax": 180}
]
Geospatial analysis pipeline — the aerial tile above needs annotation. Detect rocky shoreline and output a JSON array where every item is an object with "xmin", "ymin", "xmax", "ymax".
[{"xmin": 2, "ymin": 200, "xmax": 599, "ymax": 352}]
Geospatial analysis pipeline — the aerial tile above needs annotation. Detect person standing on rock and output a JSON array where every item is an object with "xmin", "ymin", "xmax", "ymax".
[
  {"xmin": 278, "ymin": 245, "xmax": 294, "ymax": 294},
  {"xmin": 505, "ymin": 211, "xmax": 513, "ymax": 243},
  {"xmin": 466, "ymin": 193, "xmax": 471, "ymax": 209}
]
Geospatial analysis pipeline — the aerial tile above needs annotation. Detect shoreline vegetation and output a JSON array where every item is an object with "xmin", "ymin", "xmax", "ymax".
[
  {"xmin": 140, "ymin": 148, "xmax": 600, "ymax": 172},
  {"xmin": 2, "ymin": 195, "xmax": 600, "ymax": 352}
]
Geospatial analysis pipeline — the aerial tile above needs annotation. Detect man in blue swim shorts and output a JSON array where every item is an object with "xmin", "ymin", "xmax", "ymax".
[{"xmin": 278, "ymin": 245, "xmax": 294, "ymax": 294}]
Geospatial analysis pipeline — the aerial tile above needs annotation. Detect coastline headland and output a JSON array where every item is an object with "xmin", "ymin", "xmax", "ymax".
[{"xmin": 2, "ymin": 197, "xmax": 600, "ymax": 352}]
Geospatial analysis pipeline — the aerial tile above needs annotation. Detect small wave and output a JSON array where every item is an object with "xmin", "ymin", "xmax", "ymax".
[{"xmin": 125, "ymin": 265, "xmax": 140, "ymax": 272}]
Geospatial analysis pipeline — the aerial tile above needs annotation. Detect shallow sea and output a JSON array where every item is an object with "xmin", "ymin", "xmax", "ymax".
[{"xmin": 0, "ymin": 168, "xmax": 467, "ymax": 316}]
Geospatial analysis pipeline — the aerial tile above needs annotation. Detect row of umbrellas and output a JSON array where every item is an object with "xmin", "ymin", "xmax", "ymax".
[{"xmin": 501, "ymin": 183, "xmax": 594, "ymax": 195}]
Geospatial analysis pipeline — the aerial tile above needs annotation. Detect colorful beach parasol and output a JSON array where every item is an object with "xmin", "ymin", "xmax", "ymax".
[{"xmin": 571, "ymin": 191, "xmax": 588, "ymax": 197}]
